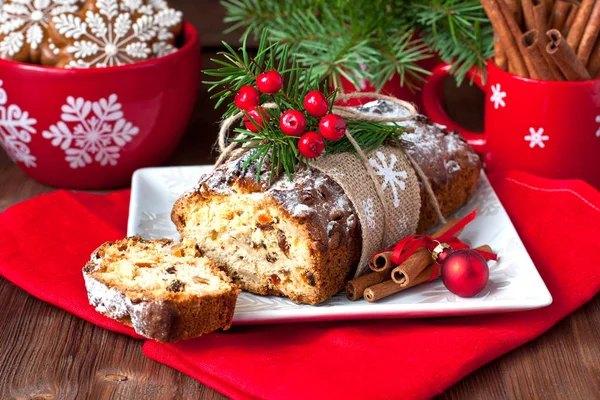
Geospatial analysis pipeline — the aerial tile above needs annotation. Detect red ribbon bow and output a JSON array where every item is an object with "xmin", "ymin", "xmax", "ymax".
[{"xmin": 390, "ymin": 211, "xmax": 498, "ymax": 281}]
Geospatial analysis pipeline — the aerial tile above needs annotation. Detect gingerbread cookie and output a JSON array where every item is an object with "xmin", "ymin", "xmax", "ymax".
[
  {"xmin": 49, "ymin": 0, "xmax": 182, "ymax": 68},
  {"xmin": 0, "ymin": 0, "xmax": 81, "ymax": 63}
]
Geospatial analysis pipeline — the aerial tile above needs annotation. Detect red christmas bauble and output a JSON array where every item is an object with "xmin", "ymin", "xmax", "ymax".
[
  {"xmin": 243, "ymin": 106, "xmax": 267, "ymax": 132},
  {"xmin": 234, "ymin": 86, "xmax": 260, "ymax": 110},
  {"xmin": 319, "ymin": 114, "xmax": 346, "ymax": 141},
  {"xmin": 256, "ymin": 70, "xmax": 283, "ymax": 94},
  {"xmin": 298, "ymin": 132, "xmax": 324, "ymax": 158},
  {"xmin": 441, "ymin": 249, "xmax": 489, "ymax": 297},
  {"xmin": 303, "ymin": 90, "xmax": 329, "ymax": 117},
  {"xmin": 280, "ymin": 110, "xmax": 307, "ymax": 136}
]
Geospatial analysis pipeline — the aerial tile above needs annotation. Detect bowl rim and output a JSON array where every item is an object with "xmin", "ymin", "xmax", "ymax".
[{"xmin": 0, "ymin": 21, "xmax": 199, "ymax": 74}]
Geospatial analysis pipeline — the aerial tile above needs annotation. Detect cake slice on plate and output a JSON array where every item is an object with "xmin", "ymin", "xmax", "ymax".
[{"xmin": 83, "ymin": 237, "xmax": 239, "ymax": 342}]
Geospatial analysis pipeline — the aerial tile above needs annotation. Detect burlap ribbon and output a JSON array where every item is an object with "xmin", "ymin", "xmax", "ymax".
[
  {"xmin": 215, "ymin": 93, "xmax": 445, "ymax": 277},
  {"xmin": 311, "ymin": 147, "xmax": 421, "ymax": 277}
]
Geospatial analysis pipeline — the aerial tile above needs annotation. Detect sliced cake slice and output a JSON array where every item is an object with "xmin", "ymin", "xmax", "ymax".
[{"xmin": 83, "ymin": 237, "xmax": 239, "ymax": 342}]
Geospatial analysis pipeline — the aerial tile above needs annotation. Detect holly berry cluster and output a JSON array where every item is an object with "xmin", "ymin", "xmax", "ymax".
[{"xmin": 233, "ymin": 70, "xmax": 347, "ymax": 159}]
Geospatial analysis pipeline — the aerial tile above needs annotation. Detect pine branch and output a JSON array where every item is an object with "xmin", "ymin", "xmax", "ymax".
[
  {"xmin": 221, "ymin": 0, "xmax": 494, "ymax": 87},
  {"xmin": 203, "ymin": 29, "xmax": 411, "ymax": 182}
]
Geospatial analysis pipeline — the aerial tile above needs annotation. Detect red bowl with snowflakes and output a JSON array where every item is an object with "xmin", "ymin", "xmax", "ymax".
[{"xmin": 0, "ymin": 22, "xmax": 200, "ymax": 189}]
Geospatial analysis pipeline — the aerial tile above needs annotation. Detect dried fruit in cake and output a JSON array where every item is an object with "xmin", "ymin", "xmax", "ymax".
[
  {"xmin": 0, "ymin": 0, "xmax": 82, "ymax": 63},
  {"xmin": 83, "ymin": 236, "xmax": 239, "ymax": 342},
  {"xmin": 48, "ymin": 0, "xmax": 182, "ymax": 68}
]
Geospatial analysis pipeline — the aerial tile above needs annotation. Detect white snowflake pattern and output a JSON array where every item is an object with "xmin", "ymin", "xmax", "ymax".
[
  {"xmin": 489, "ymin": 83, "xmax": 506, "ymax": 109},
  {"xmin": 42, "ymin": 93, "xmax": 139, "ymax": 168},
  {"xmin": 595, "ymin": 115, "xmax": 600, "ymax": 137},
  {"xmin": 0, "ymin": 0, "xmax": 79, "ymax": 59},
  {"xmin": 0, "ymin": 80, "xmax": 37, "ymax": 167},
  {"xmin": 361, "ymin": 198, "xmax": 376, "ymax": 230},
  {"xmin": 524, "ymin": 127, "xmax": 549, "ymax": 148},
  {"xmin": 52, "ymin": 0, "xmax": 181, "ymax": 67},
  {"xmin": 369, "ymin": 151, "xmax": 408, "ymax": 208}
]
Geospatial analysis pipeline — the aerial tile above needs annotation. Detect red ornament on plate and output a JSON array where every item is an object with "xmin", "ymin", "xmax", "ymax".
[
  {"xmin": 303, "ymin": 90, "xmax": 329, "ymax": 117},
  {"xmin": 256, "ymin": 70, "xmax": 283, "ymax": 94},
  {"xmin": 280, "ymin": 110, "xmax": 306, "ymax": 136},
  {"xmin": 298, "ymin": 132, "xmax": 324, "ymax": 158},
  {"xmin": 441, "ymin": 248, "xmax": 489, "ymax": 297},
  {"xmin": 244, "ymin": 106, "xmax": 267, "ymax": 132},
  {"xmin": 319, "ymin": 114, "xmax": 346, "ymax": 141},
  {"xmin": 234, "ymin": 86, "xmax": 260, "ymax": 110}
]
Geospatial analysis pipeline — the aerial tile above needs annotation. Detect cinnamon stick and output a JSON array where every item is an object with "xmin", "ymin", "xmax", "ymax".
[
  {"xmin": 369, "ymin": 217, "xmax": 460, "ymax": 272},
  {"xmin": 345, "ymin": 270, "xmax": 390, "ymax": 301},
  {"xmin": 522, "ymin": 0, "xmax": 536, "ymax": 31},
  {"xmin": 550, "ymin": 1, "xmax": 572, "ymax": 31},
  {"xmin": 567, "ymin": 0, "xmax": 595, "ymax": 52},
  {"xmin": 587, "ymin": 39, "xmax": 600, "ymax": 77},
  {"xmin": 364, "ymin": 245, "xmax": 493, "ymax": 302},
  {"xmin": 494, "ymin": 34, "xmax": 508, "ymax": 70},
  {"xmin": 562, "ymin": 3, "xmax": 580, "ymax": 36},
  {"xmin": 532, "ymin": 0, "xmax": 549, "ymax": 33},
  {"xmin": 521, "ymin": 30, "xmax": 555, "ymax": 80},
  {"xmin": 537, "ymin": 28, "xmax": 567, "ymax": 80},
  {"xmin": 481, "ymin": 0, "xmax": 529, "ymax": 77},
  {"xmin": 369, "ymin": 251, "xmax": 394, "ymax": 272},
  {"xmin": 547, "ymin": 29, "xmax": 592, "ymax": 80},
  {"xmin": 504, "ymin": 0, "xmax": 523, "ymax": 26},
  {"xmin": 577, "ymin": 0, "xmax": 600, "ymax": 65}
]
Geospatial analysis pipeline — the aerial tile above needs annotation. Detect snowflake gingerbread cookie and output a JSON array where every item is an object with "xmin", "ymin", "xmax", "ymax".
[
  {"xmin": 48, "ymin": 0, "xmax": 182, "ymax": 68},
  {"xmin": 0, "ymin": 0, "xmax": 81, "ymax": 63}
]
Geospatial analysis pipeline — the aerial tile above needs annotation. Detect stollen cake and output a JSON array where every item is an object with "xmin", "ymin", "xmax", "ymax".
[
  {"xmin": 83, "ymin": 237, "xmax": 239, "ymax": 342},
  {"xmin": 171, "ymin": 114, "xmax": 481, "ymax": 305}
]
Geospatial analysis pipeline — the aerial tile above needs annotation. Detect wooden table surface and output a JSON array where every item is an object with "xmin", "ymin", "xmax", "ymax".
[{"xmin": 2, "ymin": 2, "xmax": 600, "ymax": 399}]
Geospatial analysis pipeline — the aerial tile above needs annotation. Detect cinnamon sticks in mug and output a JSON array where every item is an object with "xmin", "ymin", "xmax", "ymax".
[{"xmin": 482, "ymin": 0, "xmax": 600, "ymax": 80}]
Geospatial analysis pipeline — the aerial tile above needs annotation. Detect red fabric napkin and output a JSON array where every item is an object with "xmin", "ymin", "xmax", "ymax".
[
  {"xmin": 0, "ymin": 190, "xmax": 141, "ymax": 338},
  {"xmin": 1, "ymin": 171, "xmax": 599, "ymax": 399}
]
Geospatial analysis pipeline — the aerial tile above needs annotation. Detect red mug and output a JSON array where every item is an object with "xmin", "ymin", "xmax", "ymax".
[{"xmin": 422, "ymin": 61, "xmax": 600, "ymax": 188}]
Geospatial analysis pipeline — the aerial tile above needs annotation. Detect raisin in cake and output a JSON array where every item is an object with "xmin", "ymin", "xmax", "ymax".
[
  {"xmin": 83, "ymin": 237, "xmax": 239, "ymax": 342},
  {"xmin": 172, "ymin": 115, "xmax": 481, "ymax": 305}
]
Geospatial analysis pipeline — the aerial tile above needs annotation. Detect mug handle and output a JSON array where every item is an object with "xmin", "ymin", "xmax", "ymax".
[{"xmin": 422, "ymin": 63, "xmax": 487, "ymax": 154}]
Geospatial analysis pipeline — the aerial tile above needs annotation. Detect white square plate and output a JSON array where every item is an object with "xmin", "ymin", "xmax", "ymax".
[{"xmin": 128, "ymin": 166, "xmax": 552, "ymax": 325}]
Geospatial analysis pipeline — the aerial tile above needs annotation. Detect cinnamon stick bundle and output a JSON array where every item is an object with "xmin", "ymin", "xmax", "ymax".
[
  {"xmin": 364, "ymin": 245, "xmax": 493, "ymax": 302},
  {"xmin": 549, "ymin": 0, "xmax": 572, "ymax": 31},
  {"xmin": 577, "ymin": 0, "xmax": 600, "ymax": 65},
  {"xmin": 369, "ymin": 217, "xmax": 460, "ymax": 273},
  {"xmin": 547, "ymin": 29, "xmax": 592, "ymax": 80},
  {"xmin": 521, "ymin": 30, "xmax": 555, "ymax": 80},
  {"xmin": 566, "ymin": 0, "xmax": 595, "ymax": 52},
  {"xmin": 389, "ymin": 218, "xmax": 464, "ymax": 286},
  {"xmin": 481, "ymin": 0, "xmax": 529, "ymax": 77}
]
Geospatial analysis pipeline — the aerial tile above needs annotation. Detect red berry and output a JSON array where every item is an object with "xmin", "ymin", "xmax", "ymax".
[
  {"xmin": 234, "ymin": 86, "xmax": 260, "ymax": 110},
  {"xmin": 244, "ymin": 106, "xmax": 267, "ymax": 132},
  {"xmin": 303, "ymin": 90, "xmax": 329, "ymax": 117},
  {"xmin": 256, "ymin": 70, "xmax": 283, "ymax": 94},
  {"xmin": 319, "ymin": 114, "xmax": 346, "ymax": 141},
  {"xmin": 298, "ymin": 132, "xmax": 324, "ymax": 158},
  {"xmin": 279, "ymin": 110, "xmax": 307, "ymax": 136}
]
